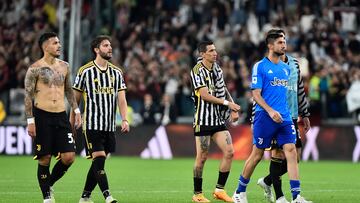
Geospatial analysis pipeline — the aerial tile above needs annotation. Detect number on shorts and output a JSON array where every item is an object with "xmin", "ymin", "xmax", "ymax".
[
  {"xmin": 291, "ymin": 125, "xmax": 296, "ymax": 135},
  {"xmin": 67, "ymin": 133, "xmax": 74, "ymax": 143}
]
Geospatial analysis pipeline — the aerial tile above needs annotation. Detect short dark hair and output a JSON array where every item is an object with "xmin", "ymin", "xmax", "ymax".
[
  {"xmin": 265, "ymin": 30, "xmax": 284, "ymax": 45},
  {"xmin": 197, "ymin": 41, "xmax": 214, "ymax": 53},
  {"xmin": 91, "ymin": 35, "xmax": 111, "ymax": 57},
  {"xmin": 267, "ymin": 28, "xmax": 285, "ymax": 36},
  {"xmin": 38, "ymin": 32, "xmax": 58, "ymax": 54}
]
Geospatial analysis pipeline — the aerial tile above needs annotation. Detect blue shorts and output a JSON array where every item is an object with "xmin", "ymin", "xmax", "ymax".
[{"xmin": 252, "ymin": 111, "xmax": 296, "ymax": 149}]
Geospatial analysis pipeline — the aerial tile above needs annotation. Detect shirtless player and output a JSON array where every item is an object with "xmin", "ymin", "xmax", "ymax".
[{"xmin": 24, "ymin": 32, "xmax": 82, "ymax": 203}]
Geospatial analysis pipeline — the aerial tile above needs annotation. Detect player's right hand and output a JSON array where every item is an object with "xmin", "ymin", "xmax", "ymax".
[
  {"xmin": 27, "ymin": 123, "xmax": 36, "ymax": 138},
  {"xmin": 228, "ymin": 102, "xmax": 241, "ymax": 112},
  {"xmin": 268, "ymin": 109, "xmax": 283, "ymax": 123}
]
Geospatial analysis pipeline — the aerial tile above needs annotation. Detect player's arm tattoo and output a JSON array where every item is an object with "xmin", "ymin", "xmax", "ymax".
[
  {"xmin": 224, "ymin": 131, "xmax": 232, "ymax": 145},
  {"xmin": 24, "ymin": 67, "xmax": 38, "ymax": 118},
  {"xmin": 64, "ymin": 68, "xmax": 79, "ymax": 110}
]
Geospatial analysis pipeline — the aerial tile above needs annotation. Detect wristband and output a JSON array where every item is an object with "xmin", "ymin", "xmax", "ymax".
[
  {"xmin": 74, "ymin": 108, "xmax": 81, "ymax": 114},
  {"xmin": 122, "ymin": 119, "xmax": 128, "ymax": 123},
  {"xmin": 223, "ymin": 100, "xmax": 229, "ymax": 106},
  {"xmin": 27, "ymin": 117, "xmax": 35, "ymax": 124}
]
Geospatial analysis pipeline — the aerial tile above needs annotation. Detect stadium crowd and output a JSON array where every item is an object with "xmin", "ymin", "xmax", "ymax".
[{"xmin": 0, "ymin": 0, "xmax": 359, "ymax": 125}]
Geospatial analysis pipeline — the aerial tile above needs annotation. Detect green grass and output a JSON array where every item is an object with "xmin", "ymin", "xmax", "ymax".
[{"xmin": 0, "ymin": 156, "xmax": 359, "ymax": 203}]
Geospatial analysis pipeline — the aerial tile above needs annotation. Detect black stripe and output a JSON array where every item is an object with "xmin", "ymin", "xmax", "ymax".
[
  {"xmin": 190, "ymin": 63, "xmax": 227, "ymax": 127},
  {"xmin": 76, "ymin": 63, "xmax": 126, "ymax": 132}
]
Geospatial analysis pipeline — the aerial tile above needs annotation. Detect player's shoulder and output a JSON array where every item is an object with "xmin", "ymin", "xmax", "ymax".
[
  {"xmin": 191, "ymin": 62, "xmax": 204, "ymax": 74},
  {"xmin": 28, "ymin": 60, "xmax": 47, "ymax": 73},
  {"xmin": 286, "ymin": 54, "xmax": 298, "ymax": 61},
  {"xmin": 28, "ymin": 61, "xmax": 40, "ymax": 70},
  {"xmin": 78, "ymin": 61, "xmax": 95, "ymax": 74},
  {"xmin": 287, "ymin": 56, "xmax": 300, "ymax": 72},
  {"xmin": 286, "ymin": 55, "xmax": 299, "ymax": 64},
  {"xmin": 57, "ymin": 58, "xmax": 69, "ymax": 67},
  {"xmin": 252, "ymin": 58, "xmax": 266, "ymax": 72},
  {"xmin": 108, "ymin": 62, "xmax": 124, "ymax": 74},
  {"xmin": 279, "ymin": 60, "xmax": 290, "ymax": 69}
]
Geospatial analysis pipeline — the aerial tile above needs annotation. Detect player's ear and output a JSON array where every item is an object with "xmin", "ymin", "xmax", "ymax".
[
  {"xmin": 94, "ymin": 47, "xmax": 99, "ymax": 54},
  {"xmin": 42, "ymin": 40, "xmax": 49, "ymax": 52}
]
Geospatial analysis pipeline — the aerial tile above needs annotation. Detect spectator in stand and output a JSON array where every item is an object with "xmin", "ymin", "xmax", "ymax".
[
  {"xmin": 0, "ymin": 0, "xmax": 359, "ymax": 123},
  {"xmin": 141, "ymin": 93, "xmax": 158, "ymax": 125}
]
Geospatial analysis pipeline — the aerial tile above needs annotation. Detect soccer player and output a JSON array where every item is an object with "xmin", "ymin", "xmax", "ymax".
[
  {"xmin": 190, "ymin": 41, "xmax": 241, "ymax": 202},
  {"xmin": 256, "ymin": 29, "xmax": 311, "ymax": 203},
  {"xmin": 232, "ymin": 31, "xmax": 312, "ymax": 203},
  {"xmin": 24, "ymin": 32, "xmax": 82, "ymax": 203},
  {"xmin": 71, "ymin": 35, "xmax": 129, "ymax": 203}
]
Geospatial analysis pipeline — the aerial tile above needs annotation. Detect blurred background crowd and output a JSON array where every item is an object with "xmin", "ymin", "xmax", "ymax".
[{"xmin": 0, "ymin": 0, "xmax": 359, "ymax": 126}]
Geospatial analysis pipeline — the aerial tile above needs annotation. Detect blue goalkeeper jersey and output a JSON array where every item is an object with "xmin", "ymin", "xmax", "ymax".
[
  {"xmin": 285, "ymin": 55, "xmax": 299, "ymax": 119},
  {"xmin": 251, "ymin": 57, "xmax": 291, "ymax": 122}
]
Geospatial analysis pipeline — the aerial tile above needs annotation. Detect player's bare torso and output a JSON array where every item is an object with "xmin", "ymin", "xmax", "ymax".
[{"xmin": 30, "ymin": 59, "xmax": 68, "ymax": 112}]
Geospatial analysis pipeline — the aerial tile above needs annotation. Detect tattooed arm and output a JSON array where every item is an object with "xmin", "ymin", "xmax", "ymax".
[
  {"xmin": 24, "ymin": 67, "xmax": 37, "ymax": 118},
  {"xmin": 24, "ymin": 67, "xmax": 38, "ymax": 137},
  {"xmin": 64, "ymin": 67, "xmax": 79, "ymax": 110},
  {"xmin": 65, "ymin": 66, "xmax": 82, "ymax": 129}
]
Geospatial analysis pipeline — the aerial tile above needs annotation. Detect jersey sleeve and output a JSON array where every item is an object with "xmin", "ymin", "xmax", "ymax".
[
  {"xmin": 73, "ymin": 69, "xmax": 85, "ymax": 92},
  {"xmin": 251, "ymin": 62, "xmax": 263, "ymax": 90},
  {"xmin": 190, "ymin": 68, "xmax": 206, "ymax": 90},
  {"xmin": 117, "ymin": 72, "xmax": 127, "ymax": 91},
  {"xmin": 297, "ymin": 74, "xmax": 310, "ymax": 117}
]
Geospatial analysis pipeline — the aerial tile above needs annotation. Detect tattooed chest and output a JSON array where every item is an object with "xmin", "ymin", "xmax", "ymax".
[{"xmin": 38, "ymin": 67, "xmax": 65, "ymax": 87}]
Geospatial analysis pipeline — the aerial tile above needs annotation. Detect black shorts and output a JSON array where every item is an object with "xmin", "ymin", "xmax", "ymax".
[
  {"xmin": 83, "ymin": 130, "xmax": 116, "ymax": 158},
  {"xmin": 271, "ymin": 119, "xmax": 303, "ymax": 149},
  {"xmin": 194, "ymin": 125, "xmax": 227, "ymax": 136},
  {"xmin": 33, "ymin": 107, "xmax": 75, "ymax": 160}
]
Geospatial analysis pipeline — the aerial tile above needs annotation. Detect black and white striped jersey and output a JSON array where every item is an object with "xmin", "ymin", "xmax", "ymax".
[
  {"xmin": 73, "ymin": 61, "xmax": 127, "ymax": 132},
  {"xmin": 190, "ymin": 62, "xmax": 227, "ymax": 131}
]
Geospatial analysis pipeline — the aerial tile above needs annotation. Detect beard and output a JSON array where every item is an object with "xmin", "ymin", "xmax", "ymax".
[
  {"xmin": 274, "ymin": 51, "xmax": 285, "ymax": 56},
  {"xmin": 99, "ymin": 51, "xmax": 112, "ymax": 60}
]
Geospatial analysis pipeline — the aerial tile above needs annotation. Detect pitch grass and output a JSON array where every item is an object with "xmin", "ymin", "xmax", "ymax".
[{"xmin": 0, "ymin": 156, "xmax": 359, "ymax": 203}]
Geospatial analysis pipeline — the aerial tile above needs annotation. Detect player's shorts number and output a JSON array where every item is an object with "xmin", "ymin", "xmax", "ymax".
[
  {"xmin": 67, "ymin": 133, "xmax": 74, "ymax": 143},
  {"xmin": 291, "ymin": 125, "xmax": 296, "ymax": 135}
]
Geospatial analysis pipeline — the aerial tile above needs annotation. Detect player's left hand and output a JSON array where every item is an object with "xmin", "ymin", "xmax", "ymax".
[
  {"xmin": 302, "ymin": 117, "xmax": 311, "ymax": 134},
  {"xmin": 230, "ymin": 110, "xmax": 239, "ymax": 122},
  {"xmin": 121, "ymin": 120, "xmax": 130, "ymax": 133}
]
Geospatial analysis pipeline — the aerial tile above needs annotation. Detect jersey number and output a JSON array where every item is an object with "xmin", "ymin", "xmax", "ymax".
[
  {"xmin": 67, "ymin": 133, "xmax": 74, "ymax": 143},
  {"xmin": 291, "ymin": 125, "xmax": 296, "ymax": 135}
]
